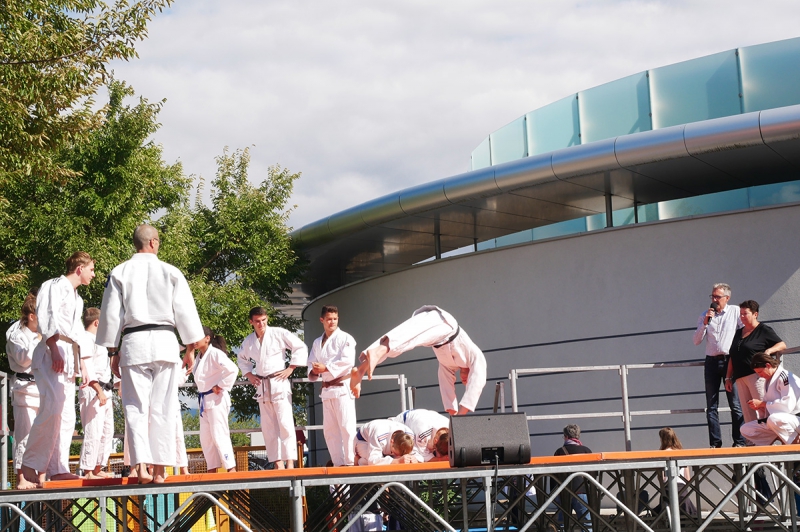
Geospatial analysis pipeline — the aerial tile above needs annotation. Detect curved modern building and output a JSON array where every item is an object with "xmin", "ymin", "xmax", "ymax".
[{"xmin": 293, "ymin": 37, "xmax": 800, "ymax": 465}]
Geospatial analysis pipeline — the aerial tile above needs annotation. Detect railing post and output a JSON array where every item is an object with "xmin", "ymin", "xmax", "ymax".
[
  {"xmin": 399, "ymin": 374, "xmax": 407, "ymax": 412},
  {"xmin": 619, "ymin": 365, "xmax": 632, "ymax": 451},
  {"xmin": 510, "ymin": 370, "xmax": 518, "ymax": 413},
  {"xmin": 1, "ymin": 372, "xmax": 7, "ymax": 490},
  {"xmin": 484, "ymin": 474, "xmax": 494, "ymax": 532},
  {"xmin": 290, "ymin": 479, "xmax": 305, "ymax": 532},
  {"xmin": 407, "ymin": 386, "xmax": 416, "ymax": 410},
  {"xmin": 666, "ymin": 459, "xmax": 682, "ymax": 532}
]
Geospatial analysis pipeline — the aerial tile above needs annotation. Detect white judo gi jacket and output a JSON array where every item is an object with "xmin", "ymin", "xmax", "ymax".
[
  {"xmin": 763, "ymin": 364, "xmax": 800, "ymax": 417},
  {"xmin": 308, "ymin": 328, "xmax": 356, "ymax": 399},
  {"xmin": 355, "ymin": 419, "xmax": 416, "ymax": 466},
  {"xmin": 96, "ymin": 253, "xmax": 204, "ymax": 361},
  {"xmin": 6, "ymin": 321, "xmax": 41, "ymax": 407},
  {"xmin": 238, "ymin": 328, "xmax": 308, "ymax": 401},
  {"xmin": 390, "ymin": 409, "xmax": 449, "ymax": 462},
  {"xmin": 34, "ymin": 276, "xmax": 84, "ymax": 376},
  {"xmin": 194, "ymin": 345, "xmax": 239, "ymax": 411}
]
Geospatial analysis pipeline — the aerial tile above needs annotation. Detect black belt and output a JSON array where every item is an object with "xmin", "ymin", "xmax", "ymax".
[
  {"xmin": 14, "ymin": 372, "xmax": 34, "ymax": 382},
  {"xmin": 707, "ymin": 354, "xmax": 728, "ymax": 360},
  {"xmin": 122, "ymin": 324, "xmax": 175, "ymax": 335},
  {"xmin": 433, "ymin": 326, "xmax": 460, "ymax": 349},
  {"xmin": 98, "ymin": 379, "xmax": 114, "ymax": 391}
]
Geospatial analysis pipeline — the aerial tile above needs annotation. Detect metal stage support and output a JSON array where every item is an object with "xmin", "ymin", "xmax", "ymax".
[{"xmin": 1, "ymin": 448, "xmax": 799, "ymax": 531}]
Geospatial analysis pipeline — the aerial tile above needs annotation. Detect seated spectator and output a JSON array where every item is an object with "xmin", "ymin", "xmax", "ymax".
[
  {"xmin": 354, "ymin": 419, "xmax": 419, "ymax": 465},
  {"xmin": 741, "ymin": 352, "xmax": 800, "ymax": 446},
  {"xmin": 657, "ymin": 428, "xmax": 697, "ymax": 516},
  {"xmin": 554, "ymin": 424, "xmax": 592, "ymax": 532}
]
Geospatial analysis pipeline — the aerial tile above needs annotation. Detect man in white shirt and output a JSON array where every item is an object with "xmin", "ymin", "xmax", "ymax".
[
  {"xmin": 350, "ymin": 305, "xmax": 486, "ymax": 415},
  {"xmin": 77, "ymin": 307, "xmax": 114, "ymax": 479},
  {"xmin": 693, "ymin": 282, "xmax": 745, "ymax": 448},
  {"xmin": 19, "ymin": 251, "xmax": 96, "ymax": 489},
  {"xmin": 238, "ymin": 306, "xmax": 307, "ymax": 469},
  {"xmin": 308, "ymin": 305, "xmax": 357, "ymax": 466},
  {"xmin": 97, "ymin": 224, "xmax": 204, "ymax": 484}
]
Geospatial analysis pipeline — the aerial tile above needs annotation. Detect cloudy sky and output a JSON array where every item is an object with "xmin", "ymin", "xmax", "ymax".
[{"xmin": 109, "ymin": 1, "xmax": 800, "ymax": 230}]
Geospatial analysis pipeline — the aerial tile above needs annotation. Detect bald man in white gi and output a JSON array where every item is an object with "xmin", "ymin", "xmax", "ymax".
[
  {"xmin": 308, "ymin": 304, "xmax": 357, "ymax": 466},
  {"xmin": 351, "ymin": 305, "xmax": 487, "ymax": 415},
  {"xmin": 238, "ymin": 306, "xmax": 307, "ymax": 469},
  {"xmin": 391, "ymin": 409, "xmax": 450, "ymax": 462},
  {"xmin": 77, "ymin": 307, "xmax": 114, "ymax": 479},
  {"xmin": 6, "ymin": 294, "xmax": 41, "ymax": 481},
  {"xmin": 97, "ymin": 224, "xmax": 203, "ymax": 484},
  {"xmin": 19, "ymin": 251, "xmax": 96, "ymax": 489}
]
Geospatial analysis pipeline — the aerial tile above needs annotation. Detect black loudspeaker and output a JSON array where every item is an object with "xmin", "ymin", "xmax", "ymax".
[{"xmin": 448, "ymin": 412, "xmax": 531, "ymax": 467}]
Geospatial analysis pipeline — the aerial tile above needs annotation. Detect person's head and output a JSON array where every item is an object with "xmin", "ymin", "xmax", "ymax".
[
  {"xmin": 249, "ymin": 306, "xmax": 269, "ymax": 337},
  {"xmin": 658, "ymin": 427, "xmax": 683, "ymax": 450},
  {"xmin": 20, "ymin": 293, "xmax": 37, "ymax": 332},
  {"xmin": 199, "ymin": 325, "xmax": 228, "ymax": 354},
  {"xmin": 82, "ymin": 307, "xmax": 101, "ymax": 330},
  {"xmin": 563, "ymin": 424, "xmax": 580, "ymax": 440},
  {"xmin": 751, "ymin": 351, "xmax": 780, "ymax": 379},
  {"xmin": 320, "ymin": 305, "xmax": 339, "ymax": 336},
  {"xmin": 433, "ymin": 428, "xmax": 449, "ymax": 457},
  {"xmin": 66, "ymin": 251, "xmax": 95, "ymax": 286},
  {"xmin": 390, "ymin": 431, "xmax": 414, "ymax": 457},
  {"xmin": 711, "ymin": 283, "xmax": 732, "ymax": 310},
  {"xmin": 739, "ymin": 300, "xmax": 760, "ymax": 327},
  {"xmin": 133, "ymin": 224, "xmax": 160, "ymax": 253}
]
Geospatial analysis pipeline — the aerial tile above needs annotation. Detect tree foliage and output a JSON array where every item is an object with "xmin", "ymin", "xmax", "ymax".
[{"xmin": 0, "ymin": 0, "xmax": 173, "ymax": 186}]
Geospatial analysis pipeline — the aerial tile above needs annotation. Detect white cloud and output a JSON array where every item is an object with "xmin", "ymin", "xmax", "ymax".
[{"xmin": 110, "ymin": 0, "xmax": 800, "ymax": 229}]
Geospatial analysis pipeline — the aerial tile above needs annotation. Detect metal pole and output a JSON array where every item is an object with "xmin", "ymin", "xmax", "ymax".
[
  {"xmin": 484, "ymin": 475, "xmax": 494, "ymax": 532},
  {"xmin": 510, "ymin": 370, "xmax": 518, "ymax": 413},
  {"xmin": 100, "ymin": 496, "xmax": 107, "ymax": 532},
  {"xmin": 290, "ymin": 479, "xmax": 305, "ymax": 532},
  {"xmin": 619, "ymin": 365, "xmax": 632, "ymax": 451},
  {"xmin": 499, "ymin": 382, "xmax": 505, "ymax": 413},
  {"xmin": 407, "ymin": 387, "xmax": 415, "ymax": 410},
  {"xmin": 399, "ymin": 375, "xmax": 407, "ymax": 412},
  {"xmin": 1, "ymin": 373, "xmax": 7, "ymax": 490},
  {"xmin": 666, "ymin": 460, "xmax": 681, "ymax": 532}
]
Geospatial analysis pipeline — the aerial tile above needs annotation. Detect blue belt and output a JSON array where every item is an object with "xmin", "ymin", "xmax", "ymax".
[
  {"xmin": 198, "ymin": 389, "xmax": 214, "ymax": 417},
  {"xmin": 356, "ymin": 429, "xmax": 365, "ymax": 441}
]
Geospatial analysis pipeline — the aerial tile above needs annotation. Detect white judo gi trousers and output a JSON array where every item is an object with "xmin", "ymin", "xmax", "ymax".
[
  {"xmin": 741, "ymin": 414, "xmax": 800, "ymax": 446},
  {"xmin": 322, "ymin": 393, "xmax": 357, "ymax": 466},
  {"xmin": 200, "ymin": 394, "xmax": 236, "ymax": 470},
  {"xmin": 24, "ymin": 361, "xmax": 75, "ymax": 476},
  {"xmin": 78, "ymin": 387, "xmax": 114, "ymax": 471},
  {"xmin": 12, "ymin": 381, "xmax": 39, "ymax": 472},
  {"xmin": 259, "ymin": 396, "xmax": 297, "ymax": 462},
  {"xmin": 121, "ymin": 360, "xmax": 180, "ymax": 466}
]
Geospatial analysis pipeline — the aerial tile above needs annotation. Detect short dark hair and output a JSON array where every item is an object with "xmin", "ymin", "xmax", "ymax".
[
  {"xmin": 82, "ymin": 307, "xmax": 100, "ymax": 328},
  {"xmin": 249, "ymin": 306, "xmax": 268, "ymax": 319},
  {"xmin": 321, "ymin": 305, "xmax": 338, "ymax": 317},
  {"xmin": 433, "ymin": 428, "xmax": 449, "ymax": 457},
  {"xmin": 751, "ymin": 351, "xmax": 779, "ymax": 369},
  {"xmin": 66, "ymin": 251, "xmax": 93, "ymax": 274},
  {"xmin": 739, "ymin": 300, "xmax": 760, "ymax": 314},
  {"xmin": 133, "ymin": 224, "xmax": 158, "ymax": 250}
]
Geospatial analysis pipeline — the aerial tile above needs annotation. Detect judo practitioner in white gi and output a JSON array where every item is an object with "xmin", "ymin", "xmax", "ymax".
[
  {"xmin": 351, "ymin": 305, "xmax": 487, "ymax": 415},
  {"xmin": 741, "ymin": 352, "xmax": 800, "ymax": 446},
  {"xmin": 19, "ymin": 251, "xmax": 96, "ymax": 489},
  {"xmin": 193, "ymin": 326, "xmax": 239, "ymax": 473},
  {"xmin": 390, "ymin": 409, "xmax": 450, "ymax": 462},
  {"xmin": 308, "ymin": 305, "xmax": 358, "ymax": 466},
  {"xmin": 77, "ymin": 308, "xmax": 115, "ymax": 479},
  {"xmin": 6, "ymin": 293, "xmax": 41, "ymax": 480},
  {"xmin": 238, "ymin": 306, "xmax": 307, "ymax": 469},
  {"xmin": 354, "ymin": 418, "xmax": 419, "ymax": 465},
  {"xmin": 97, "ymin": 224, "xmax": 204, "ymax": 484}
]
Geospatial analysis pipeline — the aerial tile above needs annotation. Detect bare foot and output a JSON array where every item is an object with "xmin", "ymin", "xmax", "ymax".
[
  {"xmin": 128, "ymin": 467, "xmax": 138, "ymax": 478},
  {"xmin": 50, "ymin": 472, "xmax": 81, "ymax": 481},
  {"xmin": 286, "ymin": 460, "xmax": 295, "ymax": 469},
  {"xmin": 226, "ymin": 467, "xmax": 236, "ymax": 473},
  {"xmin": 85, "ymin": 471, "xmax": 106, "ymax": 479},
  {"xmin": 274, "ymin": 461, "xmax": 285, "ymax": 470},
  {"xmin": 136, "ymin": 464, "xmax": 153, "ymax": 484},
  {"xmin": 153, "ymin": 465, "xmax": 167, "ymax": 484},
  {"xmin": 364, "ymin": 341, "xmax": 389, "ymax": 380},
  {"xmin": 17, "ymin": 466, "xmax": 40, "ymax": 490}
]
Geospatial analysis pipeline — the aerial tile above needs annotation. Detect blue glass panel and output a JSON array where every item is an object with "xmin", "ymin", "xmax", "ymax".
[
  {"xmin": 636, "ymin": 203, "xmax": 660, "ymax": 223},
  {"xmin": 476, "ymin": 239, "xmax": 496, "ymax": 251},
  {"xmin": 495, "ymin": 229, "xmax": 532, "ymax": 247},
  {"xmin": 526, "ymin": 94, "xmax": 580, "ymax": 156},
  {"xmin": 649, "ymin": 50, "xmax": 741, "ymax": 129},
  {"xmin": 578, "ymin": 72, "xmax": 652, "ymax": 143},
  {"xmin": 531, "ymin": 217, "xmax": 586, "ymax": 240},
  {"xmin": 739, "ymin": 37, "xmax": 800, "ymax": 113},
  {"xmin": 748, "ymin": 179, "xmax": 800, "ymax": 208},
  {"xmin": 612, "ymin": 207, "xmax": 637, "ymax": 227},
  {"xmin": 490, "ymin": 116, "xmax": 527, "ymax": 165},
  {"xmin": 471, "ymin": 136, "xmax": 491, "ymax": 170},
  {"xmin": 586, "ymin": 212, "xmax": 607, "ymax": 231},
  {"xmin": 657, "ymin": 189, "xmax": 748, "ymax": 220}
]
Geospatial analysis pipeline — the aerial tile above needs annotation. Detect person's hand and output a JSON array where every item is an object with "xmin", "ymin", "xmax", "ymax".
[
  {"xmin": 274, "ymin": 367, "xmax": 294, "ymax": 380},
  {"xmin": 246, "ymin": 372, "xmax": 261, "ymax": 386},
  {"xmin": 111, "ymin": 353, "xmax": 121, "ymax": 379},
  {"xmin": 97, "ymin": 389, "xmax": 108, "ymax": 406},
  {"xmin": 311, "ymin": 362, "xmax": 326, "ymax": 375},
  {"xmin": 459, "ymin": 368, "xmax": 470, "ymax": 385},
  {"xmin": 724, "ymin": 378, "xmax": 733, "ymax": 393},
  {"xmin": 212, "ymin": 385, "xmax": 223, "ymax": 395},
  {"xmin": 704, "ymin": 308, "xmax": 715, "ymax": 325},
  {"xmin": 182, "ymin": 343, "xmax": 195, "ymax": 372},
  {"xmin": 748, "ymin": 399, "xmax": 764, "ymax": 410}
]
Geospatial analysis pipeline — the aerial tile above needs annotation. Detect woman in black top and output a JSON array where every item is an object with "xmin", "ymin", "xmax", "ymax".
[{"xmin": 725, "ymin": 300, "xmax": 786, "ymax": 423}]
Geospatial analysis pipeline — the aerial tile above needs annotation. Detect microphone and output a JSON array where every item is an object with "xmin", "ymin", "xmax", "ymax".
[{"xmin": 708, "ymin": 301, "xmax": 720, "ymax": 324}]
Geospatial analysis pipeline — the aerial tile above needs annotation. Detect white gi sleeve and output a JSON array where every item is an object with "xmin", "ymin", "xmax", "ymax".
[
  {"xmin": 171, "ymin": 274, "xmax": 204, "ymax": 345},
  {"xmin": 768, "ymin": 371, "xmax": 799, "ymax": 414},
  {"xmin": 237, "ymin": 335, "xmax": 257, "ymax": 375},
  {"xmin": 6, "ymin": 324, "xmax": 31, "ymax": 371},
  {"xmin": 307, "ymin": 337, "xmax": 321, "ymax": 382},
  {"xmin": 214, "ymin": 349, "xmax": 240, "ymax": 392},
  {"xmin": 96, "ymin": 271, "xmax": 125, "ymax": 348},
  {"xmin": 283, "ymin": 330, "xmax": 308, "ymax": 367},
  {"xmin": 459, "ymin": 344, "xmax": 487, "ymax": 412},
  {"xmin": 37, "ymin": 278, "xmax": 77, "ymax": 342}
]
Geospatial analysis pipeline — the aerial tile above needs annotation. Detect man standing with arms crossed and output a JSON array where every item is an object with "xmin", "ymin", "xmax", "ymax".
[
  {"xmin": 693, "ymin": 282, "xmax": 746, "ymax": 448},
  {"xmin": 97, "ymin": 224, "xmax": 204, "ymax": 484},
  {"xmin": 307, "ymin": 305, "xmax": 357, "ymax": 467}
]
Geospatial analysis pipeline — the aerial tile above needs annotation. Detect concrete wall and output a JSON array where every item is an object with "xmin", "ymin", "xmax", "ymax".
[{"xmin": 301, "ymin": 203, "xmax": 800, "ymax": 465}]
